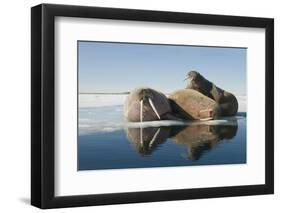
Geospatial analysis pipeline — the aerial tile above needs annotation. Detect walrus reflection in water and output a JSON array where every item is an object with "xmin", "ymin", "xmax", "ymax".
[
  {"xmin": 124, "ymin": 87, "xmax": 180, "ymax": 122},
  {"xmin": 125, "ymin": 127, "xmax": 172, "ymax": 156},
  {"xmin": 171, "ymin": 121, "xmax": 238, "ymax": 161},
  {"xmin": 186, "ymin": 71, "xmax": 238, "ymax": 116}
]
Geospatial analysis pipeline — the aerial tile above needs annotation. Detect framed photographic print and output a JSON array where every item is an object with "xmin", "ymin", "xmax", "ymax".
[{"xmin": 31, "ymin": 3, "xmax": 274, "ymax": 209}]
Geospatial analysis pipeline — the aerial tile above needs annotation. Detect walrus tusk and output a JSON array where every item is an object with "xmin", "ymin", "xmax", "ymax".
[
  {"xmin": 148, "ymin": 98, "xmax": 161, "ymax": 120},
  {"xmin": 149, "ymin": 128, "xmax": 161, "ymax": 148},
  {"xmin": 140, "ymin": 100, "xmax": 143, "ymax": 123},
  {"xmin": 139, "ymin": 98, "xmax": 143, "ymax": 146}
]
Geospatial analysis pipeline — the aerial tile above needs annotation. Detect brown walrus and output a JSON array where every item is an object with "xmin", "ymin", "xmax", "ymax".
[
  {"xmin": 169, "ymin": 89, "xmax": 221, "ymax": 120},
  {"xmin": 185, "ymin": 71, "xmax": 238, "ymax": 116},
  {"xmin": 124, "ymin": 87, "xmax": 180, "ymax": 122}
]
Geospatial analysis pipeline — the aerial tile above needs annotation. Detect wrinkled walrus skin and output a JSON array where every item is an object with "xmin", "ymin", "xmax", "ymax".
[
  {"xmin": 124, "ymin": 87, "xmax": 173, "ymax": 122},
  {"xmin": 186, "ymin": 71, "xmax": 238, "ymax": 116},
  {"xmin": 169, "ymin": 89, "xmax": 221, "ymax": 120}
]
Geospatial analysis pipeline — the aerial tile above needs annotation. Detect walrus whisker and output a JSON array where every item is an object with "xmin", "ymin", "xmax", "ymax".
[
  {"xmin": 148, "ymin": 98, "xmax": 161, "ymax": 120},
  {"xmin": 140, "ymin": 100, "xmax": 143, "ymax": 123},
  {"xmin": 149, "ymin": 128, "xmax": 161, "ymax": 148}
]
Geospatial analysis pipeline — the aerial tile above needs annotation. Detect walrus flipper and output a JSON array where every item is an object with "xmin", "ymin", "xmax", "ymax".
[
  {"xmin": 198, "ymin": 109, "xmax": 216, "ymax": 121},
  {"xmin": 219, "ymin": 92, "xmax": 239, "ymax": 116}
]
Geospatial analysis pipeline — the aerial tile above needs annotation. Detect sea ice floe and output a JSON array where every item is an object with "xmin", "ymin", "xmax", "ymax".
[{"xmin": 78, "ymin": 94, "xmax": 246, "ymax": 135}]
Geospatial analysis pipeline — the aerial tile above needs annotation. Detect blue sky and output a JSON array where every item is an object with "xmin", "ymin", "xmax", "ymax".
[{"xmin": 78, "ymin": 41, "xmax": 246, "ymax": 95}]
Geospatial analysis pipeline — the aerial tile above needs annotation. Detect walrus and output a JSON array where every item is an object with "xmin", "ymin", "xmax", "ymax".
[
  {"xmin": 168, "ymin": 89, "xmax": 221, "ymax": 120},
  {"xmin": 124, "ymin": 87, "xmax": 180, "ymax": 122},
  {"xmin": 185, "ymin": 71, "xmax": 238, "ymax": 116}
]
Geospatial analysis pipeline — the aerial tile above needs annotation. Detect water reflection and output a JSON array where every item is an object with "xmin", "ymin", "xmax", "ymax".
[
  {"xmin": 125, "ymin": 119, "xmax": 238, "ymax": 160},
  {"xmin": 171, "ymin": 122, "xmax": 238, "ymax": 160},
  {"xmin": 125, "ymin": 126, "xmax": 171, "ymax": 155}
]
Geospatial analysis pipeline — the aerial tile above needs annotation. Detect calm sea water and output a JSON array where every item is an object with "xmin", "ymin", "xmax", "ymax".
[{"xmin": 78, "ymin": 104, "xmax": 246, "ymax": 171}]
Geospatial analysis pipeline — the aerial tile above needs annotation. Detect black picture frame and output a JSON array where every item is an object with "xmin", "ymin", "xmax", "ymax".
[{"xmin": 31, "ymin": 3, "xmax": 274, "ymax": 209}]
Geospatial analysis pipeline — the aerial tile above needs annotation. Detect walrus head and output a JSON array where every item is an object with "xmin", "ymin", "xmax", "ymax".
[
  {"xmin": 185, "ymin": 70, "xmax": 203, "ymax": 82},
  {"xmin": 137, "ymin": 88, "xmax": 161, "ymax": 122},
  {"xmin": 138, "ymin": 88, "xmax": 154, "ymax": 102},
  {"xmin": 185, "ymin": 71, "xmax": 212, "ymax": 96},
  {"xmin": 124, "ymin": 88, "xmax": 165, "ymax": 122}
]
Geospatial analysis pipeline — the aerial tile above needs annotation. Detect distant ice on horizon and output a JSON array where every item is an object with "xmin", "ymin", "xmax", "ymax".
[{"xmin": 79, "ymin": 94, "xmax": 127, "ymax": 108}]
